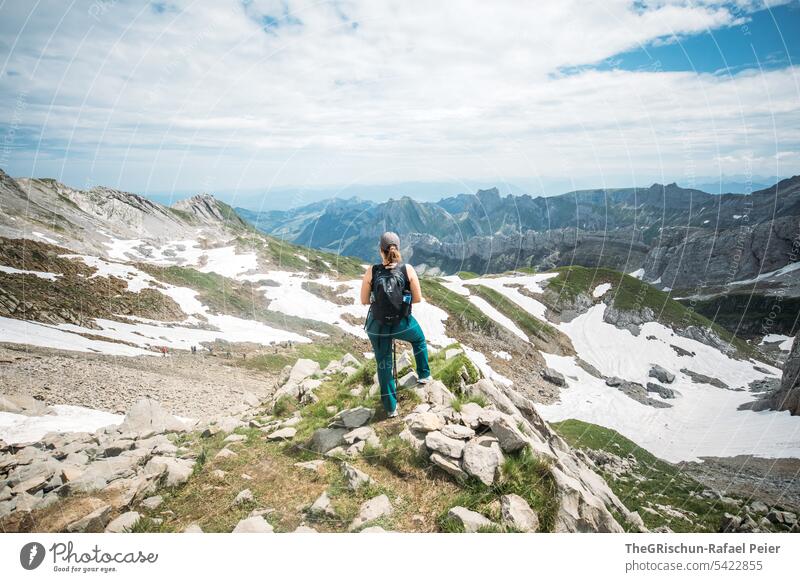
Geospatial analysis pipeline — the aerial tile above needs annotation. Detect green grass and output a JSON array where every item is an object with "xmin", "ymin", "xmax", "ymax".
[
  {"xmin": 546, "ymin": 266, "xmax": 759, "ymax": 359},
  {"xmin": 457, "ymin": 271, "xmax": 480, "ymax": 280},
  {"xmin": 469, "ymin": 284, "xmax": 556, "ymax": 341},
  {"xmin": 240, "ymin": 341, "xmax": 353, "ymax": 375},
  {"xmin": 429, "ymin": 352, "xmax": 480, "ymax": 392},
  {"xmin": 450, "ymin": 394, "xmax": 489, "ymax": 411},
  {"xmin": 420, "ymin": 278, "xmax": 496, "ymax": 333},
  {"xmin": 437, "ymin": 447, "xmax": 558, "ymax": 532},
  {"xmin": 552, "ymin": 419, "xmax": 745, "ymax": 532}
]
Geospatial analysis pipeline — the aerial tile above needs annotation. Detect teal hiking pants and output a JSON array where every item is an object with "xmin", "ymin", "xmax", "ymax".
[{"xmin": 365, "ymin": 314, "xmax": 431, "ymax": 413}]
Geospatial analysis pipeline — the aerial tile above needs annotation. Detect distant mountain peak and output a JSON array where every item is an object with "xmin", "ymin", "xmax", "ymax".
[{"xmin": 173, "ymin": 193, "xmax": 248, "ymax": 228}]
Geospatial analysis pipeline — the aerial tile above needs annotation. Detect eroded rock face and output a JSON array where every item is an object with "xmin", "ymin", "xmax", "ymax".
[{"xmin": 753, "ymin": 337, "xmax": 800, "ymax": 415}]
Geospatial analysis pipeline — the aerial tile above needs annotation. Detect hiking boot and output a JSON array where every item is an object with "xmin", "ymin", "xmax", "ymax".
[
  {"xmin": 387, "ymin": 407, "xmax": 399, "ymax": 418},
  {"xmin": 417, "ymin": 375, "xmax": 432, "ymax": 385}
]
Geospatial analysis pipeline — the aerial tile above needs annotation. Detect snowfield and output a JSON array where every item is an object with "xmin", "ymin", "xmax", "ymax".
[
  {"xmin": 0, "ymin": 405, "xmax": 123, "ymax": 444},
  {"xmin": 437, "ymin": 274, "xmax": 799, "ymax": 463}
]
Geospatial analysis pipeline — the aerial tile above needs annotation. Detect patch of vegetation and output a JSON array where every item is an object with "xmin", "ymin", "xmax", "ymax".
[
  {"xmin": 546, "ymin": 266, "xmax": 758, "ymax": 359},
  {"xmin": 344, "ymin": 359, "xmax": 377, "ymax": 387},
  {"xmin": 437, "ymin": 447, "xmax": 559, "ymax": 532},
  {"xmin": 237, "ymin": 337, "xmax": 358, "ymax": 375},
  {"xmin": 420, "ymin": 279, "xmax": 496, "ymax": 333},
  {"xmin": 470, "ymin": 284, "xmax": 556, "ymax": 341},
  {"xmin": 450, "ymin": 393, "xmax": 488, "ymax": 411},
  {"xmin": 552, "ymin": 419, "xmax": 743, "ymax": 533},
  {"xmin": 429, "ymin": 352, "xmax": 480, "ymax": 392},
  {"xmin": 457, "ymin": 271, "xmax": 480, "ymax": 280}
]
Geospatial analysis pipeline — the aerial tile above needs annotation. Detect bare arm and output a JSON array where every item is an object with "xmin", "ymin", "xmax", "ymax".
[
  {"xmin": 407, "ymin": 264, "xmax": 423, "ymax": 304},
  {"xmin": 360, "ymin": 266, "xmax": 372, "ymax": 305}
]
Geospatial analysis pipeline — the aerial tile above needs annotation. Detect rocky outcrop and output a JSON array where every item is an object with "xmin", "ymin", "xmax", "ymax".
[{"xmin": 749, "ymin": 336, "xmax": 800, "ymax": 415}]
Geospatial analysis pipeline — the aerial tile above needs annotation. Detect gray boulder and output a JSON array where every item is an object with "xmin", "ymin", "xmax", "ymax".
[
  {"xmin": 430, "ymin": 452, "xmax": 467, "ymax": 480},
  {"xmin": 348, "ymin": 494, "xmax": 393, "ymax": 531},
  {"xmin": 105, "ymin": 511, "xmax": 141, "ymax": 533},
  {"xmin": 341, "ymin": 463, "xmax": 373, "ymax": 491},
  {"xmin": 332, "ymin": 407, "xmax": 373, "ymax": 429},
  {"xmin": 441, "ymin": 424, "xmax": 475, "ymax": 440},
  {"xmin": 447, "ymin": 506, "xmax": 493, "ymax": 532},
  {"xmin": 461, "ymin": 438, "xmax": 504, "ymax": 486},
  {"xmin": 501, "ymin": 494, "xmax": 540, "ymax": 532},
  {"xmin": 542, "ymin": 367, "xmax": 566, "ymax": 386},
  {"xmin": 646, "ymin": 382, "xmax": 677, "ymax": 399},
  {"xmin": 232, "ymin": 516, "xmax": 273, "ymax": 533},
  {"xmin": 649, "ymin": 365, "xmax": 675, "ymax": 384},
  {"xmin": 309, "ymin": 491, "xmax": 336, "ymax": 517},
  {"xmin": 425, "ymin": 431, "xmax": 466, "ymax": 458},
  {"xmin": 118, "ymin": 399, "xmax": 187, "ymax": 436},
  {"xmin": 489, "ymin": 415, "xmax": 528, "ymax": 452},
  {"xmin": 66, "ymin": 502, "xmax": 112, "ymax": 533},
  {"xmin": 310, "ymin": 428, "xmax": 348, "ymax": 453}
]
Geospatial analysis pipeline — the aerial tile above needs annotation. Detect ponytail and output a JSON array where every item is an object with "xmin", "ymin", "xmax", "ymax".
[{"xmin": 385, "ymin": 245, "xmax": 402, "ymax": 264}]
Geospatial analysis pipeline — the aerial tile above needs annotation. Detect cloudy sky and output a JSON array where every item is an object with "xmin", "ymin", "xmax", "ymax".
[{"xmin": 1, "ymin": 0, "xmax": 799, "ymax": 207}]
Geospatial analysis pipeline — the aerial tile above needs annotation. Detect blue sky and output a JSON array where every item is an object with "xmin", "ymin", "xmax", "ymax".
[{"xmin": 0, "ymin": 0, "xmax": 798, "ymax": 209}]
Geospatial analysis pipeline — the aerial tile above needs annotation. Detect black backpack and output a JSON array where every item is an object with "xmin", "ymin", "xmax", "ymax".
[{"xmin": 370, "ymin": 263, "xmax": 411, "ymax": 326}]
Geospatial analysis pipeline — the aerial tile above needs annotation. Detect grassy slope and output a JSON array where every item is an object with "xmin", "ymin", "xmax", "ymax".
[
  {"xmin": 136, "ymin": 263, "xmax": 341, "ymax": 338},
  {"xmin": 552, "ymin": 419, "xmax": 745, "ymax": 533},
  {"xmin": 419, "ymin": 278, "xmax": 497, "ymax": 334},
  {"xmin": 469, "ymin": 284, "xmax": 557, "ymax": 342},
  {"xmin": 546, "ymin": 266, "xmax": 759, "ymax": 359}
]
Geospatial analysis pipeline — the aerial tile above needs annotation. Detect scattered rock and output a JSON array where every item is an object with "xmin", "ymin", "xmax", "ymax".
[
  {"xmin": 542, "ymin": 367, "xmax": 566, "ymax": 386},
  {"xmin": 408, "ymin": 412, "xmax": 445, "ymax": 432},
  {"xmin": 310, "ymin": 428, "xmax": 348, "ymax": 453},
  {"xmin": 214, "ymin": 448, "xmax": 237, "ymax": 460},
  {"xmin": 447, "ymin": 506, "xmax": 493, "ymax": 532},
  {"xmin": 445, "ymin": 348, "xmax": 463, "ymax": 360},
  {"xmin": 343, "ymin": 426, "xmax": 377, "ymax": 445},
  {"xmin": 461, "ymin": 439, "xmax": 504, "ymax": 486},
  {"xmin": 500, "ymin": 494, "xmax": 539, "ymax": 532},
  {"xmin": 105, "ymin": 511, "xmax": 141, "ymax": 533},
  {"xmin": 348, "ymin": 494, "xmax": 393, "ymax": 531},
  {"xmin": 309, "ymin": 491, "xmax": 336, "ymax": 518},
  {"xmin": 342, "ymin": 463, "xmax": 373, "ymax": 490},
  {"xmin": 234, "ymin": 489, "xmax": 254, "ymax": 506},
  {"xmin": 605, "ymin": 377, "xmax": 623, "ymax": 387},
  {"xmin": 293, "ymin": 525, "xmax": 318, "ymax": 533},
  {"xmin": 267, "ymin": 427, "xmax": 297, "ymax": 441},
  {"xmin": 680, "ymin": 368, "xmax": 728, "ymax": 389},
  {"xmin": 425, "ymin": 431, "xmax": 466, "ymax": 458},
  {"xmin": 232, "ymin": 516, "xmax": 273, "ymax": 533},
  {"xmin": 118, "ymin": 398, "xmax": 186, "ymax": 436},
  {"xmin": 66, "ymin": 502, "xmax": 112, "ymax": 533},
  {"xmin": 441, "ymin": 424, "xmax": 475, "ymax": 440},
  {"xmin": 430, "ymin": 452, "xmax": 467, "ymax": 480},
  {"xmin": 489, "ymin": 416, "xmax": 528, "ymax": 452},
  {"xmin": 646, "ymin": 382, "xmax": 677, "ymax": 399},
  {"xmin": 649, "ymin": 365, "xmax": 675, "ymax": 384},
  {"xmin": 140, "ymin": 495, "xmax": 163, "ymax": 510},
  {"xmin": 332, "ymin": 407, "xmax": 373, "ymax": 429},
  {"xmin": 183, "ymin": 523, "xmax": 204, "ymax": 533}
]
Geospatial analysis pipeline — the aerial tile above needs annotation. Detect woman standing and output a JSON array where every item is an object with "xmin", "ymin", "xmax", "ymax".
[{"xmin": 360, "ymin": 232, "xmax": 432, "ymax": 417}]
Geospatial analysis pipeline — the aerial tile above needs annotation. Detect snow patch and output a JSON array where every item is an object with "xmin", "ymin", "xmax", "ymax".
[
  {"xmin": 0, "ymin": 405, "xmax": 123, "ymax": 444},
  {"xmin": 592, "ymin": 283, "xmax": 611, "ymax": 298},
  {"xmin": 0, "ymin": 265, "xmax": 62, "ymax": 281}
]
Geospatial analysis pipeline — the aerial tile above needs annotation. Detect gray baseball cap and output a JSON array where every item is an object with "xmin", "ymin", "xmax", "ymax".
[{"xmin": 380, "ymin": 231, "xmax": 400, "ymax": 251}]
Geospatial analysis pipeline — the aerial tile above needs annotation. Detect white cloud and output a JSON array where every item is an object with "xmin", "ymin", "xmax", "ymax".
[{"xmin": 0, "ymin": 0, "xmax": 797, "ymax": 196}]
